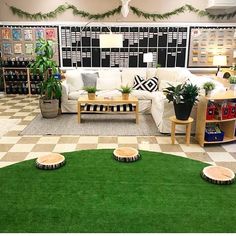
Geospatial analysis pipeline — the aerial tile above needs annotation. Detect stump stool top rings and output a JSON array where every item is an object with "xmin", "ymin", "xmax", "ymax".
[
  {"xmin": 201, "ymin": 166, "xmax": 235, "ymax": 185},
  {"xmin": 36, "ymin": 153, "xmax": 65, "ymax": 170},
  {"xmin": 113, "ymin": 147, "xmax": 140, "ymax": 162}
]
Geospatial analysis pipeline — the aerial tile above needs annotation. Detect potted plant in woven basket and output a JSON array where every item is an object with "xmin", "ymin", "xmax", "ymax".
[
  {"xmin": 119, "ymin": 85, "xmax": 133, "ymax": 100},
  {"xmin": 84, "ymin": 86, "xmax": 97, "ymax": 100},
  {"xmin": 203, "ymin": 81, "xmax": 215, "ymax": 97},
  {"xmin": 163, "ymin": 82, "xmax": 200, "ymax": 120},
  {"xmin": 29, "ymin": 38, "xmax": 61, "ymax": 118}
]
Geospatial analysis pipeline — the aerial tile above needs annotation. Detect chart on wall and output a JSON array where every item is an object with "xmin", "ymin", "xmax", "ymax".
[
  {"xmin": 0, "ymin": 25, "xmax": 59, "ymax": 64},
  {"xmin": 188, "ymin": 26, "xmax": 236, "ymax": 68},
  {"xmin": 60, "ymin": 26, "xmax": 188, "ymax": 68}
]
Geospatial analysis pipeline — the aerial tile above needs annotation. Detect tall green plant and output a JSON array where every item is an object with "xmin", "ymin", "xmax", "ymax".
[{"xmin": 29, "ymin": 38, "xmax": 61, "ymax": 100}]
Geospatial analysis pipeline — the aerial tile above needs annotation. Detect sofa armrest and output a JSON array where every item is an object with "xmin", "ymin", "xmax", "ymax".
[{"xmin": 61, "ymin": 80, "xmax": 69, "ymax": 102}]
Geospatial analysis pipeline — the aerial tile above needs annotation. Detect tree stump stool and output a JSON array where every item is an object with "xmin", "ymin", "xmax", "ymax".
[
  {"xmin": 201, "ymin": 166, "xmax": 235, "ymax": 185},
  {"xmin": 36, "ymin": 153, "xmax": 65, "ymax": 170},
  {"xmin": 113, "ymin": 147, "xmax": 140, "ymax": 162}
]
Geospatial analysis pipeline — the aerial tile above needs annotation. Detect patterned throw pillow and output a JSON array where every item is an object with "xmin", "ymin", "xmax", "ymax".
[{"xmin": 133, "ymin": 75, "xmax": 159, "ymax": 92}]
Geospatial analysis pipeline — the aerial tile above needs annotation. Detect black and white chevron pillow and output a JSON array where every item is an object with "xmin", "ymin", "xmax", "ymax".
[{"xmin": 133, "ymin": 75, "xmax": 159, "ymax": 92}]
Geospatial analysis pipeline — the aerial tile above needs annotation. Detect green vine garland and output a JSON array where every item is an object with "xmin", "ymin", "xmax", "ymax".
[{"xmin": 6, "ymin": 2, "xmax": 236, "ymax": 21}]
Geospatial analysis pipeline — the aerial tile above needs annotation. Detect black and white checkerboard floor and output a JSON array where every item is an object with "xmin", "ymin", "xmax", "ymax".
[{"xmin": 0, "ymin": 95, "xmax": 236, "ymax": 171}]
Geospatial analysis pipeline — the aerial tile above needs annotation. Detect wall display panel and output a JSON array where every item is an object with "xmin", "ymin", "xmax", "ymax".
[
  {"xmin": 60, "ymin": 25, "xmax": 188, "ymax": 68},
  {"xmin": 0, "ymin": 25, "xmax": 59, "ymax": 65},
  {"xmin": 188, "ymin": 26, "xmax": 236, "ymax": 68}
]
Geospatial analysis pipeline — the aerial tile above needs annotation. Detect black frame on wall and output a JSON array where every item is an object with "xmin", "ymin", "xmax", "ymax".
[{"xmin": 60, "ymin": 25, "xmax": 188, "ymax": 68}]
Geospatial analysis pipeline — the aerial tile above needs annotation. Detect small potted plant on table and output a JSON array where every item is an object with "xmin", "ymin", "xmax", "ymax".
[
  {"xmin": 84, "ymin": 86, "xmax": 97, "ymax": 100},
  {"xmin": 163, "ymin": 82, "xmax": 200, "ymax": 120},
  {"xmin": 119, "ymin": 85, "xmax": 133, "ymax": 100},
  {"xmin": 203, "ymin": 81, "xmax": 215, "ymax": 97},
  {"xmin": 229, "ymin": 76, "xmax": 236, "ymax": 90}
]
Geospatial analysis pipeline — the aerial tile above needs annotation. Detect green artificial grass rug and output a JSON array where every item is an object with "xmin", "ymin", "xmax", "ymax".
[{"xmin": 0, "ymin": 149, "xmax": 236, "ymax": 233}]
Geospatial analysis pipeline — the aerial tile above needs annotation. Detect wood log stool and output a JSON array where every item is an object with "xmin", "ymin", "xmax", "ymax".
[
  {"xmin": 201, "ymin": 166, "xmax": 235, "ymax": 185},
  {"xmin": 169, "ymin": 116, "xmax": 194, "ymax": 145},
  {"xmin": 113, "ymin": 147, "xmax": 140, "ymax": 162},
  {"xmin": 36, "ymin": 153, "xmax": 65, "ymax": 170}
]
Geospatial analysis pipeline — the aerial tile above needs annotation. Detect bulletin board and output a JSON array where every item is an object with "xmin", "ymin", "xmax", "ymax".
[
  {"xmin": 188, "ymin": 26, "xmax": 236, "ymax": 68},
  {"xmin": 0, "ymin": 25, "xmax": 59, "ymax": 64},
  {"xmin": 60, "ymin": 25, "xmax": 188, "ymax": 68}
]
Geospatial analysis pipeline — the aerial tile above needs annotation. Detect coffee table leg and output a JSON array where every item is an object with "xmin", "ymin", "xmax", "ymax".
[
  {"xmin": 135, "ymin": 102, "xmax": 139, "ymax": 124},
  {"xmin": 77, "ymin": 102, "xmax": 81, "ymax": 123}
]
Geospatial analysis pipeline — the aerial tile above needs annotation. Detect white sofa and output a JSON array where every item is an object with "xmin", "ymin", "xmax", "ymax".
[{"xmin": 61, "ymin": 67, "xmax": 226, "ymax": 133}]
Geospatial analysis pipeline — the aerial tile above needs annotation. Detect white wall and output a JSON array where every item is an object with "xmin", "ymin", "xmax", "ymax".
[{"xmin": 0, "ymin": 0, "xmax": 235, "ymax": 23}]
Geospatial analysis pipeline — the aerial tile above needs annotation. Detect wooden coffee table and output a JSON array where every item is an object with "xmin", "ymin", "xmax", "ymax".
[{"xmin": 77, "ymin": 96, "xmax": 139, "ymax": 124}]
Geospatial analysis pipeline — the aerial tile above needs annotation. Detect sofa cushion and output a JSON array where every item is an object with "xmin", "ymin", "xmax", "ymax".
[
  {"xmin": 156, "ymin": 68, "xmax": 191, "ymax": 83},
  {"xmin": 121, "ymin": 68, "xmax": 147, "ymax": 87},
  {"xmin": 133, "ymin": 75, "xmax": 159, "ymax": 92},
  {"xmin": 159, "ymin": 80, "xmax": 182, "ymax": 91},
  {"xmin": 97, "ymin": 69, "xmax": 121, "ymax": 90},
  {"xmin": 65, "ymin": 69, "xmax": 84, "ymax": 92},
  {"xmin": 68, "ymin": 90, "xmax": 87, "ymax": 100},
  {"xmin": 81, "ymin": 72, "xmax": 99, "ymax": 88},
  {"xmin": 131, "ymin": 90, "xmax": 157, "ymax": 100}
]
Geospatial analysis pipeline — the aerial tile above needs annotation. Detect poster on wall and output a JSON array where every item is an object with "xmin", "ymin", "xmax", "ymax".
[
  {"xmin": 1, "ymin": 28, "xmax": 11, "ymax": 40},
  {"xmin": 24, "ymin": 29, "xmax": 33, "ymax": 41},
  {"xmin": 12, "ymin": 29, "xmax": 22, "ymax": 41},
  {"xmin": 45, "ymin": 28, "xmax": 56, "ymax": 41},
  {"xmin": 14, "ymin": 43, "xmax": 23, "ymax": 54},
  {"xmin": 2, "ymin": 43, "xmax": 12, "ymax": 54},
  {"xmin": 25, "ymin": 43, "xmax": 34, "ymax": 54},
  {"xmin": 35, "ymin": 28, "xmax": 44, "ymax": 40}
]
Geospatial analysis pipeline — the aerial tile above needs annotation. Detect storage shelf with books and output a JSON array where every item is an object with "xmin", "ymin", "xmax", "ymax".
[
  {"xmin": 3, "ymin": 67, "xmax": 30, "ymax": 95},
  {"xmin": 195, "ymin": 90, "xmax": 236, "ymax": 147},
  {"xmin": 2, "ymin": 65, "xmax": 43, "ymax": 95}
]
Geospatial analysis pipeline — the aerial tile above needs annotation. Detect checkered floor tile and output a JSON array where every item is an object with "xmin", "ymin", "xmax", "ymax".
[{"xmin": 0, "ymin": 95, "xmax": 236, "ymax": 171}]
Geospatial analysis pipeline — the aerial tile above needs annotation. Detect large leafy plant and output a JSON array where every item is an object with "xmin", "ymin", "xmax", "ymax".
[
  {"xmin": 163, "ymin": 82, "xmax": 200, "ymax": 105},
  {"xmin": 29, "ymin": 38, "xmax": 61, "ymax": 100}
]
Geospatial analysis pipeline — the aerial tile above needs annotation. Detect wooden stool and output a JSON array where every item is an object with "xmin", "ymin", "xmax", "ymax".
[{"xmin": 169, "ymin": 116, "xmax": 194, "ymax": 145}]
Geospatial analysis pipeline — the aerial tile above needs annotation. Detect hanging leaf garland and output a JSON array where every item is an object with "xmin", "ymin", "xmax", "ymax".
[
  {"xmin": 9, "ymin": 4, "xmax": 71, "ymax": 20},
  {"xmin": 67, "ymin": 4, "xmax": 122, "ymax": 20},
  {"xmin": 6, "ymin": 2, "xmax": 236, "ymax": 20},
  {"xmin": 130, "ymin": 4, "xmax": 236, "ymax": 20}
]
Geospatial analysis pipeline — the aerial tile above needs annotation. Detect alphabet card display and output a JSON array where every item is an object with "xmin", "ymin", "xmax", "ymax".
[{"xmin": 188, "ymin": 26, "xmax": 236, "ymax": 68}]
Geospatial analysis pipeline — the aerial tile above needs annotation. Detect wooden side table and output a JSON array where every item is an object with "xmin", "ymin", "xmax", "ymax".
[{"xmin": 169, "ymin": 116, "xmax": 194, "ymax": 145}]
